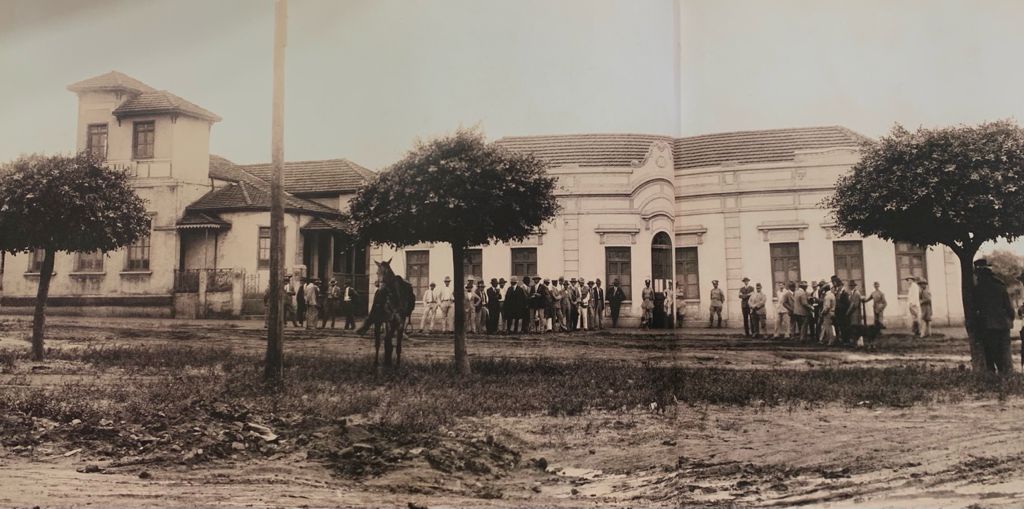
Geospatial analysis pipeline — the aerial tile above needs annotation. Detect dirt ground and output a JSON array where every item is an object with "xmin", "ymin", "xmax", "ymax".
[{"xmin": 2, "ymin": 315, "xmax": 1024, "ymax": 508}]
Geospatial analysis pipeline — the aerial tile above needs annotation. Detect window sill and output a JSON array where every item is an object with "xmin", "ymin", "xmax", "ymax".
[
  {"xmin": 23, "ymin": 272, "xmax": 56, "ymax": 278},
  {"xmin": 120, "ymin": 271, "xmax": 153, "ymax": 276},
  {"xmin": 69, "ymin": 271, "xmax": 106, "ymax": 277}
]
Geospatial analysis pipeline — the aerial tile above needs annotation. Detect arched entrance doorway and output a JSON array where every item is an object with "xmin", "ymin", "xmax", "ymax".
[{"xmin": 650, "ymin": 231, "xmax": 673, "ymax": 328}]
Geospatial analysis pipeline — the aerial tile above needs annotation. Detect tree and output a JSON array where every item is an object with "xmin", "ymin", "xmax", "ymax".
[
  {"xmin": 348, "ymin": 129, "xmax": 560, "ymax": 374},
  {"xmin": 0, "ymin": 153, "xmax": 150, "ymax": 361},
  {"xmin": 825, "ymin": 121, "xmax": 1024, "ymax": 369}
]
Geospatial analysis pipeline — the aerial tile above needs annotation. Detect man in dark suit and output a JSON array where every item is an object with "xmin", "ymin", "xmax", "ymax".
[
  {"xmin": 608, "ymin": 279, "xmax": 626, "ymax": 327},
  {"xmin": 504, "ymin": 276, "xmax": 528, "ymax": 333},
  {"xmin": 974, "ymin": 258, "xmax": 1015, "ymax": 373},
  {"xmin": 486, "ymin": 278, "xmax": 503, "ymax": 334},
  {"xmin": 593, "ymin": 278, "xmax": 606, "ymax": 330}
]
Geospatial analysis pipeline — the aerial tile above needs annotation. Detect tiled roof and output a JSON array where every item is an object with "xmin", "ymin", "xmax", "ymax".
[
  {"xmin": 494, "ymin": 134, "xmax": 673, "ymax": 168},
  {"xmin": 673, "ymin": 126, "xmax": 869, "ymax": 170},
  {"xmin": 301, "ymin": 216, "xmax": 356, "ymax": 235},
  {"xmin": 239, "ymin": 159, "xmax": 375, "ymax": 195},
  {"xmin": 67, "ymin": 71, "xmax": 156, "ymax": 94},
  {"xmin": 209, "ymin": 155, "xmax": 243, "ymax": 182},
  {"xmin": 176, "ymin": 210, "xmax": 230, "ymax": 229},
  {"xmin": 113, "ymin": 90, "xmax": 221, "ymax": 123},
  {"xmin": 186, "ymin": 178, "xmax": 340, "ymax": 216}
]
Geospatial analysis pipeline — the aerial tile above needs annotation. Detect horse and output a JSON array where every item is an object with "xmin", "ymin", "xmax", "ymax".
[{"xmin": 357, "ymin": 258, "xmax": 416, "ymax": 367}]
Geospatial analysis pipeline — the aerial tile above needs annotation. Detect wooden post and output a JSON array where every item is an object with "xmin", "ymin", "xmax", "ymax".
[{"xmin": 265, "ymin": 0, "xmax": 287, "ymax": 385}]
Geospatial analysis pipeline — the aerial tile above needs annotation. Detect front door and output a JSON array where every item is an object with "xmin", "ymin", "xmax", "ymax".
[{"xmin": 650, "ymin": 232, "xmax": 673, "ymax": 328}]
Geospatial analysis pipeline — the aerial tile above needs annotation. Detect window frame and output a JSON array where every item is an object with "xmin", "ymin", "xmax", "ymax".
[
  {"xmin": 510, "ymin": 247, "xmax": 537, "ymax": 280},
  {"xmin": 86, "ymin": 123, "xmax": 108, "ymax": 161},
  {"xmin": 675, "ymin": 246, "xmax": 700, "ymax": 300},
  {"xmin": 75, "ymin": 250, "xmax": 105, "ymax": 273},
  {"xmin": 605, "ymin": 246, "xmax": 632, "ymax": 301},
  {"xmin": 895, "ymin": 242, "xmax": 928, "ymax": 295},
  {"xmin": 464, "ymin": 248, "xmax": 483, "ymax": 283},
  {"xmin": 125, "ymin": 219, "xmax": 152, "ymax": 271},
  {"xmin": 405, "ymin": 250, "xmax": 430, "ymax": 300},
  {"xmin": 27, "ymin": 248, "xmax": 46, "ymax": 274},
  {"xmin": 132, "ymin": 120, "xmax": 155, "ymax": 160},
  {"xmin": 833, "ymin": 240, "xmax": 865, "ymax": 291},
  {"xmin": 257, "ymin": 227, "xmax": 272, "ymax": 269},
  {"xmin": 769, "ymin": 242, "xmax": 801, "ymax": 290}
]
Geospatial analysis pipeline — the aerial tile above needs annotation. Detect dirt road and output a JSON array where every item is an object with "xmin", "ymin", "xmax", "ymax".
[{"xmin": 2, "ymin": 315, "xmax": 1022, "ymax": 508}]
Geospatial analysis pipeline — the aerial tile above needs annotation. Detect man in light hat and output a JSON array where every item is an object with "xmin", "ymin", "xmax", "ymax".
[
  {"xmin": 739, "ymin": 277, "xmax": 754, "ymax": 337},
  {"xmin": 418, "ymin": 282, "xmax": 439, "ymax": 333},
  {"xmin": 905, "ymin": 276, "xmax": 921, "ymax": 336},
  {"xmin": 578, "ymin": 280, "xmax": 592, "ymax": 330},
  {"xmin": 439, "ymin": 276, "xmax": 455, "ymax": 333},
  {"xmin": 793, "ymin": 281, "xmax": 810, "ymax": 341},
  {"xmin": 709, "ymin": 280, "xmax": 724, "ymax": 328},
  {"xmin": 864, "ymin": 281, "xmax": 887, "ymax": 328},
  {"xmin": 319, "ymin": 278, "xmax": 342, "ymax": 329}
]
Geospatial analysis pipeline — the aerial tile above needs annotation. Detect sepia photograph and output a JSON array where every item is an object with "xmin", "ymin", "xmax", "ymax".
[{"xmin": 3, "ymin": 0, "xmax": 1024, "ymax": 507}]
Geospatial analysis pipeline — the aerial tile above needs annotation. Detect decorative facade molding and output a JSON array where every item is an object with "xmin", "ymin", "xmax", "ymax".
[
  {"xmin": 595, "ymin": 225, "xmax": 640, "ymax": 245},
  {"xmin": 756, "ymin": 220, "xmax": 809, "ymax": 242},
  {"xmin": 675, "ymin": 224, "xmax": 708, "ymax": 246}
]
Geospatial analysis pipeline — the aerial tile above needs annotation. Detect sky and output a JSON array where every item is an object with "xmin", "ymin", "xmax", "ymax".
[{"xmin": 3, "ymin": 0, "xmax": 1024, "ymax": 253}]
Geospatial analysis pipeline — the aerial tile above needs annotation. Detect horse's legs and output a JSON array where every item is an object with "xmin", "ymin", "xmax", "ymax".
[
  {"xmin": 395, "ymin": 322, "xmax": 404, "ymax": 368},
  {"xmin": 373, "ymin": 323, "xmax": 381, "ymax": 366},
  {"xmin": 383, "ymin": 321, "xmax": 395, "ymax": 367}
]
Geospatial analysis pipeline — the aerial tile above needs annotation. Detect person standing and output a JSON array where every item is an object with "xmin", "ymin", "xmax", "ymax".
[
  {"xmin": 865, "ymin": 281, "xmax": 887, "ymax": 327},
  {"xmin": 846, "ymin": 280, "xmax": 864, "ymax": 345},
  {"xmin": 834, "ymin": 279, "xmax": 849, "ymax": 343},
  {"xmin": 593, "ymin": 279, "xmax": 605, "ymax": 330},
  {"xmin": 418, "ymin": 282, "xmax": 439, "ymax": 333},
  {"xmin": 303, "ymin": 278, "xmax": 319, "ymax": 330},
  {"xmin": 341, "ymin": 281, "xmax": 358, "ymax": 330},
  {"xmin": 496, "ymin": 278, "xmax": 507, "ymax": 333},
  {"xmin": 320, "ymin": 279, "xmax": 342, "ymax": 329},
  {"xmin": 486, "ymin": 279, "xmax": 502, "ymax": 334},
  {"xmin": 748, "ymin": 283, "xmax": 767, "ymax": 338},
  {"xmin": 568, "ymin": 278, "xmax": 580, "ymax": 332},
  {"xmin": 793, "ymin": 282, "xmax": 810, "ymax": 341},
  {"xmin": 464, "ymin": 282, "xmax": 479, "ymax": 333},
  {"xmin": 475, "ymin": 280, "xmax": 488, "ymax": 333},
  {"xmin": 504, "ymin": 276, "xmax": 524, "ymax": 333},
  {"xmin": 543, "ymin": 278, "xmax": 556, "ymax": 332},
  {"xmin": 738, "ymin": 277, "xmax": 754, "ymax": 337},
  {"xmin": 579, "ymin": 280, "xmax": 592, "ymax": 331},
  {"xmin": 772, "ymin": 282, "xmax": 790, "ymax": 339},
  {"xmin": 641, "ymin": 279, "xmax": 655, "ymax": 329},
  {"xmin": 708, "ymin": 280, "xmax": 724, "ymax": 328},
  {"xmin": 906, "ymin": 276, "xmax": 921, "ymax": 336},
  {"xmin": 820, "ymin": 283, "xmax": 836, "ymax": 345},
  {"xmin": 608, "ymin": 279, "xmax": 626, "ymax": 328},
  {"xmin": 973, "ymin": 259, "xmax": 1015, "ymax": 373},
  {"xmin": 919, "ymin": 279, "xmax": 933, "ymax": 338},
  {"xmin": 295, "ymin": 277, "xmax": 307, "ymax": 328},
  {"xmin": 550, "ymin": 278, "xmax": 565, "ymax": 332},
  {"xmin": 439, "ymin": 276, "xmax": 455, "ymax": 333}
]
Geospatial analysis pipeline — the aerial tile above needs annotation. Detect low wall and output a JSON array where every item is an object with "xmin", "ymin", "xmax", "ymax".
[{"xmin": 0, "ymin": 295, "xmax": 174, "ymax": 318}]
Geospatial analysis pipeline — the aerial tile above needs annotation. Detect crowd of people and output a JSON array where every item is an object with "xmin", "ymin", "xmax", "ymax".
[
  {"xmin": 724, "ymin": 274, "xmax": 934, "ymax": 347},
  {"xmin": 415, "ymin": 275, "xmax": 632, "ymax": 334},
  {"xmin": 264, "ymin": 275, "xmax": 361, "ymax": 330}
]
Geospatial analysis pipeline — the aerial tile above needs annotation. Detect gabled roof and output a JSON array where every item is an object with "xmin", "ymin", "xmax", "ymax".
[
  {"xmin": 238, "ymin": 159, "xmax": 375, "ymax": 195},
  {"xmin": 186, "ymin": 178, "xmax": 340, "ymax": 216},
  {"xmin": 673, "ymin": 126, "xmax": 869, "ymax": 170},
  {"xmin": 112, "ymin": 90, "xmax": 221, "ymax": 123},
  {"xmin": 67, "ymin": 71, "xmax": 156, "ymax": 94},
  {"xmin": 176, "ymin": 210, "xmax": 231, "ymax": 230},
  {"xmin": 301, "ymin": 216, "xmax": 356, "ymax": 235},
  {"xmin": 209, "ymin": 155, "xmax": 243, "ymax": 182},
  {"xmin": 493, "ymin": 134, "xmax": 673, "ymax": 168}
]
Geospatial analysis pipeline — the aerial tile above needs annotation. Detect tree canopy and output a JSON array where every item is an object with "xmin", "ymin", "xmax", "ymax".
[
  {"xmin": 825, "ymin": 121, "xmax": 1024, "ymax": 371},
  {"xmin": 0, "ymin": 153, "xmax": 150, "ymax": 254},
  {"xmin": 824, "ymin": 121, "xmax": 1024, "ymax": 256},
  {"xmin": 349, "ymin": 128, "xmax": 560, "ymax": 248}
]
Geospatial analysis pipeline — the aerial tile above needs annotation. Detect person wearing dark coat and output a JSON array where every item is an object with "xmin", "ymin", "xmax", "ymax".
[
  {"xmin": 486, "ymin": 279, "xmax": 503, "ymax": 334},
  {"xmin": 973, "ymin": 259, "xmax": 1016, "ymax": 373},
  {"xmin": 608, "ymin": 279, "xmax": 627, "ymax": 327},
  {"xmin": 504, "ymin": 276, "xmax": 529, "ymax": 333}
]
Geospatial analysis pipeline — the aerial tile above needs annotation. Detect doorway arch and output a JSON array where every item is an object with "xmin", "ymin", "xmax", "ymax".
[{"xmin": 650, "ymin": 231, "xmax": 673, "ymax": 328}]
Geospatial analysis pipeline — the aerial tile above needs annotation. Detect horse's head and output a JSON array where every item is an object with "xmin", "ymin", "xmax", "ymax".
[{"xmin": 374, "ymin": 257, "xmax": 395, "ymax": 284}]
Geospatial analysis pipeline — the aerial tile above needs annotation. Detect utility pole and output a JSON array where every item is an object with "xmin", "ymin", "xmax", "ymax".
[{"xmin": 265, "ymin": 0, "xmax": 287, "ymax": 385}]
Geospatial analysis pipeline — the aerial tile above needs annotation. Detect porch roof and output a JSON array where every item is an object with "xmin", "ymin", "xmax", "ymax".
[
  {"xmin": 301, "ymin": 216, "xmax": 356, "ymax": 235},
  {"xmin": 176, "ymin": 210, "xmax": 231, "ymax": 230}
]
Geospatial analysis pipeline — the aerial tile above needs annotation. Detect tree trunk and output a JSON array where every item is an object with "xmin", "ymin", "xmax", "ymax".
[
  {"xmin": 31, "ymin": 248, "xmax": 55, "ymax": 361},
  {"xmin": 451, "ymin": 243, "xmax": 471, "ymax": 375},
  {"xmin": 956, "ymin": 249, "xmax": 984, "ymax": 371}
]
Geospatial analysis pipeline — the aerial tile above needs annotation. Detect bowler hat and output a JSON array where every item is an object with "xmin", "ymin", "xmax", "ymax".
[{"xmin": 490, "ymin": 278, "xmax": 498, "ymax": 284}]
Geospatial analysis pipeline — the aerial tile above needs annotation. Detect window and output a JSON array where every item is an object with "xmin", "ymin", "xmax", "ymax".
[
  {"xmin": 86, "ymin": 124, "xmax": 108, "ymax": 160},
  {"xmin": 510, "ymin": 248, "xmax": 537, "ymax": 280},
  {"xmin": 132, "ymin": 121, "xmax": 155, "ymax": 160},
  {"xmin": 257, "ymin": 227, "xmax": 271, "ymax": 269},
  {"xmin": 464, "ymin": 248, "xmax": 483, "ymax": 282},
  {"xmin": 675, "ymin": 247, "xmax": 699, "ymax": 299},
  {"xmin": 605, "ymin": 247, "xmax": 632, "ymax": 301},
  {"xmin": 769, "ymin": 243, "xmax": 801, "ymax": 290},
  {"xmin": 76, "ymin": 250, "xmax": 104, "ymax": 272},
  {"xmin": 833, "ymin": 240, "xmax": 864, "ymax": 290},
  {"xmin": 126, "ymin": 220, "xmax": 152, "ymax": 271},
  {"xmin": 28, "ymin": 248, "xmax": 46, "ymax": 273},
  {"xmin": 406, "ymin": 250, "xmax": 430, "ymax": 299},
  {"xmin": 895, "ymin": 242, "xmax": 928, "ymax": 294}
]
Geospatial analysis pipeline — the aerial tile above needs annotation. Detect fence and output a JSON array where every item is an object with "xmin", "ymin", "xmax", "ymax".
[{"xmin": 173, "ymin": 270, "xmax": 200, "ymax": 293}]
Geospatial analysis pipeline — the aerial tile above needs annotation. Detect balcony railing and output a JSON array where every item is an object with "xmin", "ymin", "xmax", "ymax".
[{"xmin": 106, "ymin": 159, "xmax": 173, "ymax": 179}]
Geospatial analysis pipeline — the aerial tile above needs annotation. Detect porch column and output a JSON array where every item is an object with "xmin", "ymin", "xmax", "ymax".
[
  {"xmin": 310, "ymin": 232, "xmax": 320, "ymax": 279},
  {"xmin": 327, "ymin": 234, "xmax": 335, "ymax": 281}
]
